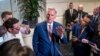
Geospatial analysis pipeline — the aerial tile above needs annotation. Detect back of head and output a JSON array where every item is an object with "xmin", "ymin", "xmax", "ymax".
[
  {"xmin": 0, "ymin": 39, "xmax": 34, "ymax": 56},
  {"xmin": 0, "ymin": 39, "xmax": 21, "ymax": 56},
  {"xmin": 1, "ymin": 11, "xmax": 12, "ymax": 22},
  {"xmin": 17, "ymin": 46, "xmax": 33, "ymax": 56},
  {"xmin": 7, "ymin": 46, "xmax": 33, "ymax": 56}
]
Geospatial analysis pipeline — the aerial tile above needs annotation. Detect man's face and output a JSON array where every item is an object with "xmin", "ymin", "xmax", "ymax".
[
  {"xmin": 3, "ymin": 14, "xmax": 13, "ymax": 22},
  {"xmin": 46, "ymin": 10, "xmax": 56, "ymax": 23},
  {"xmin": 69, "ymin": 3, "xmax": 73, "ymax": 9},
  {"xmin": 81, "ymin": 16, "xmax": 90, "ymax": 26},
  {"xmin": 11, "ymin": 22, "xmax": 20, "ymax": 34},
  {"xmin": 93, "ymin": 8, "xmax": 98, "ymax": 15},
  {"xmin": 78, "ymin": 6, "xmax": 83, "ymax": 12},
  {"xmin": 81, "ymin": 19, "xmax": 86, "ymax": 26}
]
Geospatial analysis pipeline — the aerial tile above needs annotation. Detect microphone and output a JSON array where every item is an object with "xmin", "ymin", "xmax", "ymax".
[
  {"xmin": 62, "ymin": 25, "xmax": 72, "ymax": 32},
  {"xmin": 88, "ymin": 41, "xmax": 100, "ymax": 53},
  {"xmin": 51, "ymin": 33, "xmax": 56, "ymax": 42},
  {"xmin": 51, "ymin": 33, "xmax": 63, "ymax": 56},
  {"xmin": 88, "ymin": 41, "xmax": 95, "ymax": 46},
  {"xmin": 51, "ymin": 33, "xmax": 60, "ymax": 43}
]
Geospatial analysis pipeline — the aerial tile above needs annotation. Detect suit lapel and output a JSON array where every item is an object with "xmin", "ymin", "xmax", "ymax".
[{"xmin": 79, "ymin": 27, "xmax": 87, "ymax": 39}]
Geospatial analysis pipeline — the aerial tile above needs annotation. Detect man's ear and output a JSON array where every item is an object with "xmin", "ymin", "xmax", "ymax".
[
  {"xmin": 2, "ymin": 18, "xmax": 5, "ymax": 22},
  {"xmin": 8, "ymin": 28, "xmax": 12, "ymax": 32}
]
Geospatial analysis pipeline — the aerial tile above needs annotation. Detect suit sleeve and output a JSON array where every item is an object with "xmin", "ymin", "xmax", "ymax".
[
  {"xmin": 32, "ymin": 25, "xmax": 39, "ymax": 55},
  {"xmin": 72, "ymin": 24, "xmax": 76, "ymax": 36},
  {"xmin": 64, "ymin": 10, "xmax": 70, "ymax": 25},
  {"xmin": 60, "ymin": 34, "xmax": 67, "ymax": 44}
]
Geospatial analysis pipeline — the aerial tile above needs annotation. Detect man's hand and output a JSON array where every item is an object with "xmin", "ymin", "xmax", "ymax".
[
  {"xmin": 81, "ymin": 39, "xmax": 89, "ymax": 43},
  {"xmin": 66, "ymin": 24, "xmax": 72, "ymax": 30},
  {"xmin": 21, "ymin": 24, "xmax": 30, "ymax": 34},
  {"xmin": 74, "ymin": 18, "xmax": 78, "ymax": 23},
  {"xmin": 90, "ymin": 44, "xmax": 100, "ymax": 53},
  {"xmin": 25, "ymin": 25, "xmax": 30, "ymax": 34},
  {"xmin": 72, "ymin": 37, "xmax": 78, "ymax": 42},
  {"xmin": 70, "ymin": 22, "xmax": 74, "ymax": 25},
  {"xmin": 56, "ymin": 26, "xmax": 64, "ymax": 37}
]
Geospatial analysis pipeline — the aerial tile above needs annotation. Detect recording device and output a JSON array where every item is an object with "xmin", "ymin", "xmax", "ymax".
[
  {"xmin": 88, "ymin": 41, "xmax": 95, "ymax": 46},
  {"xmin": 72, "ymin": 36, "xmax": 100, "ymax": 54}
]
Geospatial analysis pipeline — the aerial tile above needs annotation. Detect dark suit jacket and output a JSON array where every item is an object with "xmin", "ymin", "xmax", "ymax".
[
  {"xmin": 91, "ymin": 16, "xmax": 100, "ymax": 49},
  {"xmin": 72, "ymin": 23, "xmax": 93, "ymax": 45},
  {"xmin": 72, "ymin": 23, "xmax": 93, "ymax": 56},
  {"xmin": 90, "ymin": 15, "xmax": 99, "ymax": 30},
  {"xmin": 64, "ymin": 9, "xmax": 78, "ymax": 25},
  {"xmin": 77, "ymin": 11, "xmax": 88, "ymax": 18},
  {"xmin": 33, "ymin": 21, "xmax": 67, "ymax": 56}
]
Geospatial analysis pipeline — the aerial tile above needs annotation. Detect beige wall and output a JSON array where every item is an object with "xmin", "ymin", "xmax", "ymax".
[
  {"xmin": 46, "ymin": 0, "xmax": 100, "ymax": 24},
  {"xmin": 20, "ymin": 0, "xmax": 100, "ymax": 50}
]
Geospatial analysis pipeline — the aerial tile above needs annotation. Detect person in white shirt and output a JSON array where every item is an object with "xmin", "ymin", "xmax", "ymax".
[
  {"xmin": 3, "ymin": 18, "xmax": 25, "ymax": 46},
  {"xmin": 0, "ymin": 11, "xmax": 31, "ymax": 46}
]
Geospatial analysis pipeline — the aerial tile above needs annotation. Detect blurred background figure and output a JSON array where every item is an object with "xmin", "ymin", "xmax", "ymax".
[
  {"xmin": 91, "ymin": 7, "xmax": 100, "ymax": 56},
  {"xmin": 71, "ymin": 15, "xmax": 93, "ymax": 56},
  {"xmin": 74, "ymin": 4, "xmax": 88, "ymax": 23},
  {"xmin": 64, "ymin": 2, "xmax": 78, "ymax": 41},
  {"xmin": 90, "ymin": 7, "xmax": 100, "ymax": 29},
  {"xmin": 3, "ymin": 18, "xmax": 25, "ymax": 46},
  {"xmin": 0, "ymin": 11, "xmax": 12, "ymax": 45}
]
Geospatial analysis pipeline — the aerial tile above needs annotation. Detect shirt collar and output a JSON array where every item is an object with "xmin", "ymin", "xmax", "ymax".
[{"xmin": 47, "ymin": 22, "xmax": 53, "ymax": 26}]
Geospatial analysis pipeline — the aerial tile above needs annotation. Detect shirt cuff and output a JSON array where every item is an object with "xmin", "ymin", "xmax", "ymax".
[{"xmin": 61, "ymin": 34, "xmax": 64, "ymax": 39}]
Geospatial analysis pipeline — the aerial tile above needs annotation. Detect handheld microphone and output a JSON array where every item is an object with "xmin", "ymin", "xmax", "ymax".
[{"xmin": 88, "ymin": 41, "xmax": 95, "ymax": 46}]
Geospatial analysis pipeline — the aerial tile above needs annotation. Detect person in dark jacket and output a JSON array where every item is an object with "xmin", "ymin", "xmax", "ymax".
[
  {"xmin": 64, "ymin": 2, "xmax": 78, "ymax": 41},
  {"xmin": 72, "ymin": 15, "xmax": 93, "ymax": 56}
]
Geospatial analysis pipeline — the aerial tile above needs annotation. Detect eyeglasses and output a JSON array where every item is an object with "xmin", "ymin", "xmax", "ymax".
[{"xmin": 12, "ymin": 27, "xmax": 20, "ymax": 30}]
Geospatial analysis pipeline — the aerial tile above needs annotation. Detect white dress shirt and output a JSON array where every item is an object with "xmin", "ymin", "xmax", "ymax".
[
  {"xmin": 70, "ymin": 9, "xmax": 73, "ymax": 16},
  {"xmin": 47, "ymin": 22, "xmax": 53, "ymax": 32},
  {"xmin": 3, "ymin": 31, "xmax": 25, "ymax": 46}
]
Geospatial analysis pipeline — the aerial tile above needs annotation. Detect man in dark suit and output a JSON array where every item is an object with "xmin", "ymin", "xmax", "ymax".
[
  {"xmin": 72, "ymin": 15, "xmax": 93, "ymax": 56},
  {"xmin": 90, "ymin": 7, "xmax": 100, "ymax": 29},
  {"xmin": 75, "ymin": 4, "xmax": 88, "ymax": 24},
  {"xmin": 33, "ymin": 8, "xmax": 67, "ymax": 56},
  {"xmin": 91, "ymin": 7, "xmax": 100, "ymax": 56},
  {"xmin": 64, "ymin": 2, "xmax": 77, "ymax": 41}
]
